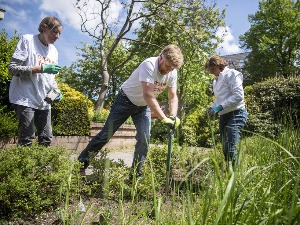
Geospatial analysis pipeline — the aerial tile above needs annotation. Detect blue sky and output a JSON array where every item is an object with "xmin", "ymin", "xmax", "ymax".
[{"xmin": 0, "ymin": 0, "xmax": 259, "ymax": 67}]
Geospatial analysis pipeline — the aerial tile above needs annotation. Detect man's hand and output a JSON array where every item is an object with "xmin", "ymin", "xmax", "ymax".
[
  {"xmin": 161, "ymin": 116, "xmax": 180, "ymax": 129},
  {"xmin": 207, "ymin": 107, "xmax": 217, "ymax": 120},
  {"xmin": 42, "ymin": 64, "xmax": 61, "ymax": 74},
  {"xmin": 169, "ymin": 116, "xmax": 180, "ymax": 129},
  {"xmin": 53, "ymin": 88, "xmax": 63, "ymax": 102},
  {"xmin": 161, "ymin": 117, "xmax": 174, "ymax": 127}
]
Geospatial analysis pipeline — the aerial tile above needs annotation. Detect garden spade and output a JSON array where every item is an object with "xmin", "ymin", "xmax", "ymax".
[{"xmin": 165, "ymin": 126, "xmax": 175, "ymax": 192}]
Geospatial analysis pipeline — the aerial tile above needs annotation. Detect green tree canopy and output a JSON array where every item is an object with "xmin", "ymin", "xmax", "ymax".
[
  {"xmin": 74, "ymin": 0, "xmax": 226, "ymax": 113},
  {"xmin": 133, "ymin": 0, "xmax": 225, "ymax": 117},
  {"xmin": 58, "ymin": 38, "xmax": 139, "ymax": 106},
  {"xmin": 75, "ymin": 0, "xmax": 178, "ymax": 113},
  {"xmin": 240, "ymin": 0, "xmax": 300, "ymax": 84}
]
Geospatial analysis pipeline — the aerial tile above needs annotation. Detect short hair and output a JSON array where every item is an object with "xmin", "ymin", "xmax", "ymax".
[
  {"xmin": 205, "ymin": 55, "xmax": 228, "ymax": 71},
  {"xmin": 161, "ymin": 44, "xmax": 184, "ymax": 69},
  {"xmin": 38, "ymin": 16, "xmax": 62, "ymax": 33}
]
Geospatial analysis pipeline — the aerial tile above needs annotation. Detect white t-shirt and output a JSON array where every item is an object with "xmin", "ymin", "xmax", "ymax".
[
  {"xmin": 121, "ymin": 57, "xmax": 177, "ymax": 106},
  {"xmin": 211, "ymin": 67, "xmax": 245, "ymax": 115},
  {"xmin": 9, "ymin": 34, "xmax": 58, "ymax": 110}
]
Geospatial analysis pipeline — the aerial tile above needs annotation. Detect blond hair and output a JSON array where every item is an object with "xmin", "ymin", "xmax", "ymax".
[
  {"xmin": 161, "ymin": 44, "xmax": 184, "ymax": 69},
  {"xmin": 205, "ymin": 55, "xmax": 228, "ymax": 71},
  {"xmin": 38, "ymin": 16, "xmax": 62, "ymax": 33}
]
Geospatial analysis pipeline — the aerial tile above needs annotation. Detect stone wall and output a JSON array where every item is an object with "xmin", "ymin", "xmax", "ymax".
[{"xmin": 0, "ymin": 123, "xmax": 136, "ymax": 153}]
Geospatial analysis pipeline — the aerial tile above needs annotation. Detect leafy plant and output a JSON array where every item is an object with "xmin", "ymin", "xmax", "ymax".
[
  {"xmin": 0, "ymin": 105, "xmax": 18, "ymax": 137},
  {"xmin": 91, "ymin": 108, "xmax": 134, "ymax": 125},
  {"xmin": 240, "ymin": 0, "xmax": 300, "ymax": 83},
  {"xmin": 2, "ymin": 119, "xmax": 299, "ymax": 224},
  {"xmin": 180, "ymin": 106, "xmax": 219, "ymax": 147},
  {"xmin": 92, "ymin": 108, "xmax": 110, "ymax": 123},
  {"xmin": 0, "ymin": 144, "xmax": 81, "ymax": 220},
  {"xmin": 244, "ymin": 76, "xmax": 300, "ymax": 138},
  {"xmin": 52, "ymin": 83, "xmax": 94, "ymax": 136},
  {"xmin": 0, "ymin": 29, "xmax": 19, "ymax": 106}
]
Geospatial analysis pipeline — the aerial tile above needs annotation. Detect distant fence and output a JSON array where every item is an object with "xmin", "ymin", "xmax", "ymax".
[{"xmin": 0, "ymin": 123, "xmax": 136, "ymax": 153}]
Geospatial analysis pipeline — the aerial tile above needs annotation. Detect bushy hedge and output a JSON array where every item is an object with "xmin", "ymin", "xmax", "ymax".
[
  {"xmin": 0, "ymin": 145, "xmax": 80, "ymax": 220},
  {"xmin": 180, "ymin": 106, "xmax": 219, "ymax": 148},
  {"xmin": 92, "ymin": 108, "xmax": 110, "ymax": 123},
  {"xmin": 0, "ymin": 105, "xmax": 18, "ymax": 137},
  {"xmin": 244, "ymin": 76, "xmax": 300, "ymax": 138},
  {"xmin": 0, "ymin": 30, "xmax": 19, "ymax": 107},
  {"xmin": 52, "ymin": 83, "xmax": 94, "ymax": 136}
]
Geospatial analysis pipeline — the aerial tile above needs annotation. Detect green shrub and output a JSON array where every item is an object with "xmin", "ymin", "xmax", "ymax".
[
  {"xmin": 82, "ymin": 144, "xmax": 215, "ymax": 202},
  {"xmin": 0, "ymin": 144, "xmax": 81, "ymax": 220},
  {"xmin": 81, "ymin": 149, "xmax": 132, "ymax": 200},
  {"xmin": 92, "ymin": 108, "xmax": 110, "ymax": 123},
  {"xmin": 180, "ymin": 106, "xmax": 219, "ymax": 147},
  {"xmin": 0, "ymin": 106, "xmax": 18, "ymax": 137},
  {"xmin": 52, "ymin": 83, "xmax": 94, "ymax": 136},
  {"xmin": 0, "ymin": 30, "xmax": 19, "ymax": 107},
  {"xmin": 150, "ymin": 119, "xmax": 169, "ymax": 143},
  {"xmin": 92, "ymin": 108, "xmax": 133, "ymax": 125},
  {"xmin": 244, "ymin": 76, "xmax": 300, "ymax": 138},
  {"xmin": 151, "ymin": 107, "xmax": 219, "ymax": 147}
]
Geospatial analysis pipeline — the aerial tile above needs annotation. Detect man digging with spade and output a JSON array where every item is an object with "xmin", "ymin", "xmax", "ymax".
[{"xmin": 78, "ymin": 44, "xmax": 184, "ymax": 180}]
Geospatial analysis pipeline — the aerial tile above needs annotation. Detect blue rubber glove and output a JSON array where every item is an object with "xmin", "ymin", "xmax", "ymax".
[
  {"xmin": 212, "ymin": 105, "xmax": 223, "ymax": 113},
  {"xmin": 53, "ymin": 88, "xmax": 63, "ymax": 102},
  {"xmin": 42, "ymin": 64, "xmax": 61, "ymax": 74}
]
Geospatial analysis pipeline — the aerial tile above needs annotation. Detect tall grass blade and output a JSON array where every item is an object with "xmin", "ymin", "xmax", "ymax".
[
  {"xmin": 179, "ymin": 157, "xmax": 210, "ymax": 188},
  {"xmin": 214, "ymin": 171, "xmax": 236, "ymax": 225}
]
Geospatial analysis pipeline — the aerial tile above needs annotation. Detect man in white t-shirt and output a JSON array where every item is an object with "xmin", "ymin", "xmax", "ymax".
[
  {"xmin": 8, "ymin": 16, "xmax": 63, "ymax": 146},
  {"xmin": 78, "ymin": 44, "xmax": 184, "ymax": 179}
]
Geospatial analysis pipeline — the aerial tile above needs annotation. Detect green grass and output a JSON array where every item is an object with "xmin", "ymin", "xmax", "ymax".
[
  {"xmin": 2, "ymin": 124, "xmax": 299, "ymax": 224},
  {"xmin": 76, "ymin": 124, "xmax": 299, "ymax": 224}
]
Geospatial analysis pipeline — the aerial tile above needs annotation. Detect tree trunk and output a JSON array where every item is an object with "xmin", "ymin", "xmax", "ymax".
[{"xmin": 94, "ymin": 69, "xmax": 109, "ymax": 114}]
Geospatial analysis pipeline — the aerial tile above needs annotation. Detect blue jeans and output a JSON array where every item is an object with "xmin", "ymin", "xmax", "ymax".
[
  {"xmin": 219, "ymin": 109, "xmax": 248, "ymax": 166},
  {"xmin": 13, "ymin": 104, "xmax": 52, "ymax": 146},
  {"xmin": 78, "ymin": 91, "xmax": 151, "ymax": 174}
]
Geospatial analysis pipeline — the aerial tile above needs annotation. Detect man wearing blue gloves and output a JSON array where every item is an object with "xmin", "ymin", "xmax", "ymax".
[
  {"xmin": 8, "ymin": 16, "xmax": 63, "ymax": 147},
  {"xmin": 205, "ymin": 55, "xmax": 248, "ymax": 168}
]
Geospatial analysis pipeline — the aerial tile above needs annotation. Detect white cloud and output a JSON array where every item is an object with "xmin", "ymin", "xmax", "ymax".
[
  {"xmin": 39, "ymin": 0, "xmax": 125, "ymax": 34},
  {"xmin": 0, "ymin": 0, "xmax": 142, "ymax": 67},
  {"xmin": 39, "ymin": 0, "xmax": 82, "ymax": 30},
  {"xmin": 106, "ymin": 1, "xmax": 123, "ymax": 24},
  {"xmin": 216, "ymin": 26, "xmax": 241, "ymax": 55}
]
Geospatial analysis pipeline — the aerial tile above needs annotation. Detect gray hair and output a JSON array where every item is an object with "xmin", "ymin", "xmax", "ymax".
[{"xmin": 38, "ymin": 16, "xmax": 62, "ymax": 33}]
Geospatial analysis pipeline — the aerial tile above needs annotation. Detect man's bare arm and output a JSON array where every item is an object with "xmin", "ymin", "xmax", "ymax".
[
  {"xmin": 168, "ymin": 86, "xmax": 178, "ymax": 117},
  {"xmin": 142, "ymin": 81, "xmax": 168, "ymax": 120}
]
